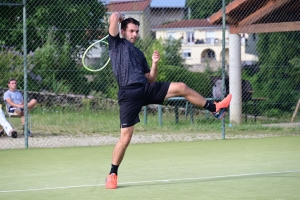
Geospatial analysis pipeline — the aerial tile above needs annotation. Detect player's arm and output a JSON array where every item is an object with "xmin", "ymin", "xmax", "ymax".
[
  {"xmin": 145, "ymin": 50, "xmax": 160, "ymax": 83},
  {"xmin": 109, "ymin": 12, "xmax": 124, "ymax": 37},
  {"xmin": 5, "ymin": 98, "xmax": 23, "ymax": 109}
]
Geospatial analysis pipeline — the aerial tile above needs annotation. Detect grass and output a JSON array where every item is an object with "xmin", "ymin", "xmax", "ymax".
[
  {"xmin": 17, "ymin": 107, "xmax": 298, "ymax": 136},
  {"xmin": 5, "ymin": 106, "xmax": 299, "ymax": 141},
  {"xmin": 0, "ymin": 136, "xmax": 299, "ymax": 199}
]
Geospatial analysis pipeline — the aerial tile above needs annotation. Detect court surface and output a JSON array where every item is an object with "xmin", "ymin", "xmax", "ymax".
[{"xmin": 0, "ymin": 136, "xmax": 299, "ymax": 199}]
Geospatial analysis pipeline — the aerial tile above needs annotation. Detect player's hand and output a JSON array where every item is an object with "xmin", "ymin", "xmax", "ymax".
[
  {"xmin": 119, "ymin": 13, "xmax": 125, "ymax": 23},
  {"xmin": 152, "ymin": 50, "xmax": 160, "ymax": 64}
]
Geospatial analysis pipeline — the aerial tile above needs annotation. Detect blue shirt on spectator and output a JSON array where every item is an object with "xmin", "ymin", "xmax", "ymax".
[{"xmin": 3, "ymin": 90, "xmax": 23, "ymax": 108}]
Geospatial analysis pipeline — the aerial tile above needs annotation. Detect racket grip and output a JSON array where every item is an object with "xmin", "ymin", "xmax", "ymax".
[{"xmin": 119, "ymin": 13, "xmax": 125, "ymax": 22}]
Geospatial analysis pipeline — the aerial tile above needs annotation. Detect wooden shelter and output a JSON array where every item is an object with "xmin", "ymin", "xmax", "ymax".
[
  {"xmin": 208, "ymin": 0, "xmax": 300, "ymax": 124},
  {"xmin": 209, "ymin": 0, "xmax": 300, "ymax": 33}
]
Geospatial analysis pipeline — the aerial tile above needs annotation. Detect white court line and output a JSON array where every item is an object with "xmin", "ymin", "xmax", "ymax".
[{"xmin": 1, "ymin": 170, "xmax": 299, "ymax": 193}]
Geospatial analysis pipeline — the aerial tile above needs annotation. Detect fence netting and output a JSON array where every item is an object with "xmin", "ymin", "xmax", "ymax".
[{"xmin": 0, "ymin": 0, "xmax": 299, "ymax": 149}]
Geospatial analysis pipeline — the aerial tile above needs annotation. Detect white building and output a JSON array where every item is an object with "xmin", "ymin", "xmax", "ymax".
[{"xmin": 152, "ymin": 19, "xmax": 258, "ymax": 72}]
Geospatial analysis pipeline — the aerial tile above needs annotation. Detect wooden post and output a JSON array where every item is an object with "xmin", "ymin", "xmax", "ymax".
[{"xmin": 291, "ymin": 99, "xmax": 300, "ymax": 122}]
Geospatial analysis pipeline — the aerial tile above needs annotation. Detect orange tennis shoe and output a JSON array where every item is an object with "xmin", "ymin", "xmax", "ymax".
[
  {"xmin": 212, "ymin": 94, "xmax": 232, "ymax": 119},
  {"xmin": 105, "ymin": 173, "xmax": 118, "ymax": 189}
]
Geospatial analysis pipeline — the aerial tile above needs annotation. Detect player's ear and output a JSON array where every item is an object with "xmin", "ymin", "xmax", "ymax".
[{"xmin": 120, "ymin": 29, "xmax": 125, "ymax": 37}]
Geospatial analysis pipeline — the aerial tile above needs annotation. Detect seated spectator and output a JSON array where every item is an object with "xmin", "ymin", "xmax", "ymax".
[
  {"xmin": 213, "ymin": 79, "xmax": 223, "ymax": 99},
  {"xmin": 3, "ymin": 78, "xmax": 37, "ymax": 137},
  {"xmin": 0, "ymin": 104, "xmax": 18, "ymax": 138}
]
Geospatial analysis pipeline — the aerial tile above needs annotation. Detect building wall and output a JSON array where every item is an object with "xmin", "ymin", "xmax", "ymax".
[{"xmin": 155, "ymin": 28, "xmax": 258, "ymax": 72}]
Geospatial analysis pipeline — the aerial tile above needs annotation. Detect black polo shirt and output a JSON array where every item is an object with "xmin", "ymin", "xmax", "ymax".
[{"xmin": 108, "ymin": 34, "xmax": 150, "ymax": 87}]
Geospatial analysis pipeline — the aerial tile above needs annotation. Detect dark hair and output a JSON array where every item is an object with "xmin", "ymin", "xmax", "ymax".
[
  {"xmin": 8, "ymin": 78, "xmax": 17, "ymax": 84},
  {"xmin": 121, "ymin": 17, "xmax": 140, "ymax": 31}
]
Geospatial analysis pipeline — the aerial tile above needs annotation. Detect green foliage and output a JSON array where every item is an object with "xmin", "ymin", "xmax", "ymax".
[
  {"xmin": 135, "ymin": 36, "xmax": 155, "ymax": 53},
  {"xmin": 0, "ymin": 0, "xmax": 107, "ymax": 52},
  {"xmin": 0, "ymin": 0, "xmax": 107, "ymax": 94},
  {"xmin": 139, "ymin": 37, "xmax": 184, "ymax": 68},
  {"xmin": 30, "ymin": 30, "xmax": 88, "ymax": 94},
  {"xmin": 0, "ymin": 45, "xmax": 30, "ymax": 88},
  {"xmin": 157, "ymin": 65, "xmax": 211, "ymax": 97},
  {"xmin": 186, "ymin": 0, "xmax": 232, "ymax": 19},
  {"xmin": 164, "ymin": 38, "xmax": 185, "ymax": 67},
  {"xmin": 145, "ymin": 38, "xmax": 166, "ymax": 67},
  {"xmin": 89, "ymin": 65, "xmax": 118, "ymax": 99},
  {"xmin": 252, "ymin": 32, "xmax": 300, "ymax": 113}
]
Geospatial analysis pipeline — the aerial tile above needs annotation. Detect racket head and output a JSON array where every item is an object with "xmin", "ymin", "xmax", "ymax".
[{"xmin": 82, "ymin": 35, "xmax": 110, "ymax": 72}]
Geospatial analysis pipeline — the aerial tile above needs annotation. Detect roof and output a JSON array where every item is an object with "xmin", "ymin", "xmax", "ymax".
[
  {"xmin": 150, "ymin": 0, "xmax": 186, "ymax": 8},
  {"xmin": 153, "ymin": 19, "xmax": 221, "ymax": 29},
  {"xmin": 208, "ymin": 0, "xmax": 300, "ymax": 33},
  {"xmin": 106, "ymin": 0, "xmax": 151, "ymax": 12}
]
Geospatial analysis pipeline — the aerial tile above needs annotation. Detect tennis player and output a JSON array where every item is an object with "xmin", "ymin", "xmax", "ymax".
[{"xmin": 106, "ymin": 12, "xmax": 232, "ymax": 189}]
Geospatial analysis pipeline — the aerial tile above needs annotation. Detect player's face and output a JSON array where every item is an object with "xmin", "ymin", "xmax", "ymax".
[
  {"xmin": 121, "ymin": 23, "xmax": 139, "ymax": 44},
  {"xmin": 8, "ymin": 80, "xmax": 17, "ymax": 91}
]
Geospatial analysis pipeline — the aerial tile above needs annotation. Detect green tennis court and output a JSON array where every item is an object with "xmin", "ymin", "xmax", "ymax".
[{"xmin": 1, "ymin": 136, "xmax": 299, "ymax": 199}]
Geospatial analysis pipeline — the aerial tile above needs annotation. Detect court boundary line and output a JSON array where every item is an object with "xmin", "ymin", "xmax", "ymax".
[{"xmin": 1, "ymin": 169, "xmax": 299, "ymax": 193}]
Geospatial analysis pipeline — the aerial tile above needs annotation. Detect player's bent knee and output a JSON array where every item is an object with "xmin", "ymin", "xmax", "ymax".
[
  {"xmin": 177, "ymin": 82, "xmax": 188, "ymax": 93},
  {"xmin": 166, "ymin": 82, "xmax": 189, "ymax": 98}
]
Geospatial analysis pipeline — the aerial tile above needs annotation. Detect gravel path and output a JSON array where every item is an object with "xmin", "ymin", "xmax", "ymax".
[{"xmin": 1, "ymin": 125, "xmax": 299, "ymax": 150}]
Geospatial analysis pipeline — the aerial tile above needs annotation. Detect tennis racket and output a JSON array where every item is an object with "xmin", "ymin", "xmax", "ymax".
[{"xmin": 82, "ymin": 34, "xmax": 110, "ymax": 72}]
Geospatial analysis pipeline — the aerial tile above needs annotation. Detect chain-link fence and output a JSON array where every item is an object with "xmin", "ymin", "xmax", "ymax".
[{"xmin": 0, "ymin": 0, "xmax": 299, "ymax": 149}]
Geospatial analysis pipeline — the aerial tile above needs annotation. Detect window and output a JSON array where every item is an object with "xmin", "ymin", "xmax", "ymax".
[
  {"xmin": 186, "ymin": 32, "xmax": 194, "ymax": 43},
  {"xmin": 166, "ymin": 32, "xmax": 176, "ymax": 40},
  {"xmin": 206, "ymin": 31, "xmax": 216, "ymax": 44},
  {"xmin": 183, "ymin": 49, "xmax": 191, "ymax": 58}
]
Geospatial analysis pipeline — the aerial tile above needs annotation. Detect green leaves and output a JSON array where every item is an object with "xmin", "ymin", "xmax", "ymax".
[
  {"xmin": 186, "ymin": 0, "xmax": 231, "ymax": 19},
  {"xmin": 249, "ymin": 32, "xmax": 300, "ymax": 113}
]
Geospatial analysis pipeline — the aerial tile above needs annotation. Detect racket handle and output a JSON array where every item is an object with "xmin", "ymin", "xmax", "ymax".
[{"xmin": 119, "ymin": 13, "xmax": 125, "ymax": 23}]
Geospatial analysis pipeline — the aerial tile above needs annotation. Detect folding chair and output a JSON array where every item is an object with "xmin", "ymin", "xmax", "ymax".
[{"xmin": 5, "ymin": 104, "xmax": 32, "ymax": 135}]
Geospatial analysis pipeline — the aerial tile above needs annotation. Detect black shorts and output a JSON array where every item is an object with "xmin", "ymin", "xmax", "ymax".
[
  {"xmin": 8, "ymin": 106, "xmax": 23, "ymax": 113},
  {"xmin": 118, "ymin": 82, "xmax": 170, "ymax": 128}
]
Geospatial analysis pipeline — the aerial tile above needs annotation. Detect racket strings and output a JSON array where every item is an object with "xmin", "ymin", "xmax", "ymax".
[
  {"xmin": 83, "ymin": 41, "xmax": 109, "ymax": 70},
  {"xmin": 82, "ymin": 35, "xmax": 110, "ymax": 72}
]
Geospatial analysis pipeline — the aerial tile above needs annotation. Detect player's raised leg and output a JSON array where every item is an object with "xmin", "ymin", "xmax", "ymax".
[{"xmin": 165, "ymin": 82, "xmax": 232, "ymax": 119}]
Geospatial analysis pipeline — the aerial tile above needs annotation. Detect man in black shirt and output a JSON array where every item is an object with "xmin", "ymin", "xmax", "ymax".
[{"xmin": 105, "ymin": 12, "xmax": 232, "ymax": 189}]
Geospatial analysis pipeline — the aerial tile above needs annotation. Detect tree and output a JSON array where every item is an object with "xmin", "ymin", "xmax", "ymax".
[
  {"xmin": 164, "ymin": 38, "xmax": 185, "ymax": 67},
  {"xmin": 0, "ymin": 45, "xmax": 26, "ymax": 88},
  {"xmin": 136, "ymin": 37, "xmax": 184, "ymax": 68},
  {"xmin": 186, "ymin": 0, "xmax": 232, "ymax": 19},
  {"xmin": 0, "ymin": 0, "xmax": 107, "ymax": 52},
  {"xmin": 30, "ymin": 30, "xmax": 89, "ymax": 94},
  {"xmin": 253, "ymin": 32, "xmax": 300, "ymax": 114},
  {"xmin": 0, "ymin": 0, "xmax": 107, "ymax": 94}
]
